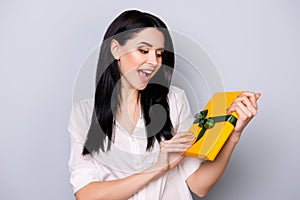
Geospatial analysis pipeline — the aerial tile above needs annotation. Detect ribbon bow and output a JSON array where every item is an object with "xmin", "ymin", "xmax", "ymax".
[{"xmin": 193, "ymin": 109, "xmax": 238, "ymax": 144}]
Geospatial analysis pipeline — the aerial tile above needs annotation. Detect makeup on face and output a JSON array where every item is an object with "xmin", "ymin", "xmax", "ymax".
[{"xmin": 117, "ymin": 28, "xmax": 165, "ymax": 90}]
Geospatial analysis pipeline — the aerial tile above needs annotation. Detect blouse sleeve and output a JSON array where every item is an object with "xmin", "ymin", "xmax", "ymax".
[
  {"xmin": 169, "ymin": 86, "xmax": 204, "ymax": 180},
  {"xmin": 67, "ymin": 101, "xmax": 100, "ymax": 194}
]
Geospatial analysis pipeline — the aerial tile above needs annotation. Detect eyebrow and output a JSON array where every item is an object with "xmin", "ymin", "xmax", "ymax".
[{"xmin": 138, "ymin": 42, "xmax": 164, "ymax": 50}]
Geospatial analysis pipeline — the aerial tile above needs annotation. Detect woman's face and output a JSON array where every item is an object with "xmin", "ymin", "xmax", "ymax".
[{"xmin": 113, "ymin": 28, "xmax": 165, "ymax": 91}]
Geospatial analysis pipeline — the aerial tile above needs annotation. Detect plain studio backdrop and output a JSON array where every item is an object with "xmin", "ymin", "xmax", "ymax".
[{"xmin": 1, "ymin": 0, "xmax": 299, "ymax": 199}]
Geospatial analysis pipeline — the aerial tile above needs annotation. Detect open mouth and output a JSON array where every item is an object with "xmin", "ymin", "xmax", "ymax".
[{"xmin": 137, "ymin": 69, "xmax": 152, "ymax": 78}]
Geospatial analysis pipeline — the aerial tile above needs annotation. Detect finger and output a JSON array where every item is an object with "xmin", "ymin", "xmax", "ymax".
[
  {"xmin": 162, "ymin": 147, "xmax": 190, "ymax": 153},
  {"xmin": 161, "ymin": 142, "xmax": 191, "ymax": 153},
  {"xmin": 235, "ymin": 96, "xmax": 257, "ymax": 116},
  {"xmin": 235, "ymin": 101, "xmax": 253, "ymax": 120},
  {"xmin": 255, "ymin": 93, "xmax": 261, "ymax": 100},
  {"xmin": 170, "ymin": 136, "xmax": 195, "ymax": 144},
  {"xmin": 172, "ymin": 132, "xmax": 193, "ymax": 139},
  {"xmin": 227, "ymin": 100, "xmax": 240, "ymax": 114},
  {"xmin": 239, "ymin": 92, "xmax": 258, "ymax": 109},
  {"xmin": 163, "ymin": 143, "xmax": 192, "ymax": 149},
  {"xmin": 227, "ymin": 101, "xmax": 250, "ymax": 119}
]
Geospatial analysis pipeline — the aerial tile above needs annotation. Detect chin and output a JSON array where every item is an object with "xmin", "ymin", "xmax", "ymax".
[{"xmin": 136, "ymin": 83, "xmax": 149, "ymax": 91}]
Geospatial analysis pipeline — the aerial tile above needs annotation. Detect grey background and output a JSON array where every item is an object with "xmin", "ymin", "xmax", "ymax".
[{"xmin": 1, "ymin": 0, "xmax": 299, "ymax": 199}]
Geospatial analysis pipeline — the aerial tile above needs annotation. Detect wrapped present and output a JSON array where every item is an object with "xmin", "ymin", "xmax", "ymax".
[{"xmin": 183, "ymin": 91, "xmax": 242, "ymax": 161}]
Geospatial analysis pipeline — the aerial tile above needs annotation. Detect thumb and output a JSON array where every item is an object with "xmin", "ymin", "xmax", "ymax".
[{"xmin": 255, "ymin": 93, "xmax": 261, "ymax": 100}]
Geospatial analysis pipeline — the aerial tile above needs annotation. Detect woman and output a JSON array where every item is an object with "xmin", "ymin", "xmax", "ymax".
[{"xmin": 68, "ymin": 10, "xmax": 260, "ymax": 200}]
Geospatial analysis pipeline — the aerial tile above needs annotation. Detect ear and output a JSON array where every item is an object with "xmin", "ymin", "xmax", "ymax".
[{"xmin": 110, "ymin": 39, "xmax": 121, "ymax": 60}]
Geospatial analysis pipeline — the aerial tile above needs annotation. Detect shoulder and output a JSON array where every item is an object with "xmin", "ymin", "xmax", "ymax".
[
  {"xmin": 68, "ymin": 98, "xmax": 94, "ymax": 138},
  {"xmin": 168, "ymin": 85, "xmax": 187, "ymax": 102},
  {"xmin": 71, "ymin": 98, "xmax": 94, "ymax": 117},
  {"xmin": 169, "ymin": 85, "xmax": 186, "ymax": 95},
  {"xmin": 168, "ymin": 86, "xmax": 191, "ymax": 110},
  {"xmin": 168, "ymin": 86, "xmax": 193, "ymax": 132}
]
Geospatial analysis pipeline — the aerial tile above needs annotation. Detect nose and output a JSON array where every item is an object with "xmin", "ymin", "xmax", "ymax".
[{"xmin": 147, "ymin": 50, "xmax": 158, "ymax": 66}]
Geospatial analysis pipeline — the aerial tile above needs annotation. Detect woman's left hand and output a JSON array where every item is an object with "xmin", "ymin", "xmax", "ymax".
[{"xmin": 226, "ymin": 91, "xmax": 261, "ymax": 142}]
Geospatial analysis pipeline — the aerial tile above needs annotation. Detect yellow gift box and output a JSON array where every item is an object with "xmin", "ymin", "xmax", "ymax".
[{"xmin": 183, "ymin": 91, "xmax": 242, "ymax": 161}]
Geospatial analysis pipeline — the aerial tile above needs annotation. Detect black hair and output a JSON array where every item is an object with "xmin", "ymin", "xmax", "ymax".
[{"xmin": 83, "ymin": 10, "xmax": 175, "ymax": 155}]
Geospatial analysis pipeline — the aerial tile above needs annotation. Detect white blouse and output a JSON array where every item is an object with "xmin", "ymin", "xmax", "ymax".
[{"xmin": 68, "ymin": 86, "xmax": 204, "ymax": 199}]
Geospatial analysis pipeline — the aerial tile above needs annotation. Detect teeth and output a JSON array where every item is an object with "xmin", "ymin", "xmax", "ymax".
[
  {"xmin": 142, "ymin": 70, "xmax": 152, "ymax": 74},
  {"xmin": 138, "ymin": 69, "xmax": 153, "ymax": 77}
]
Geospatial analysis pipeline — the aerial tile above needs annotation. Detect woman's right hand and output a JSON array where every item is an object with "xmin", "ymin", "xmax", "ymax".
[{"xmin": 147, "ymin": 132, "xmax": 195, "ymax": 176}]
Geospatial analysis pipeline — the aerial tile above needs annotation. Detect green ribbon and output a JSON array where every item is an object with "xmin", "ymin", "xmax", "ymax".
[{"xmin": 193, "ymin": 109, "xmax": 237, "ymax": 144}]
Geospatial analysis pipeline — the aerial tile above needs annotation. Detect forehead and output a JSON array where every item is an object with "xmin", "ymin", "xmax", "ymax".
[{"xmin": 123, "ymin": 28, "xmax": 165, "ymax": 49}]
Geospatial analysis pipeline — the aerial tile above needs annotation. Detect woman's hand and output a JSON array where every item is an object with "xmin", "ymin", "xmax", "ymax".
[
  {"xmin": 187, "ymin": 91, "xmax": 261, "ymax": 197},
  {"xmin": 148, "ymin": 132, "xmax": 194, "ymax": 175},
  {"xmin": 226, "ymin": 91, "xmax": 261, "ymax": 142}
]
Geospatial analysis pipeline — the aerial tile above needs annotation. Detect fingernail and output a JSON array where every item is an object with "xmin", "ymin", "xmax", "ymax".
[{"xmin": 256, "ymin": 93, "xmax": 261, "ymax": 99}]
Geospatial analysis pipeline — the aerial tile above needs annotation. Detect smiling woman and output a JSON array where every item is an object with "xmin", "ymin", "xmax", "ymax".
[
  {"xmin": 109, "ymin": 27, "xmax": 166, "ymax": 138},
  {"xmin": 67, "ymin": 9, "xmax": 260, "ymax": 200},
  {"xmin": 110, "ymin": 28, "xmax": 165, "ymax": 91}
]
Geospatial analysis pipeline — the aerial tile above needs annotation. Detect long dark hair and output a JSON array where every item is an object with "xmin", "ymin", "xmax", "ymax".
[{"xmin": 83, "ymin": 10, "xmax": 175, "ymax": 155}]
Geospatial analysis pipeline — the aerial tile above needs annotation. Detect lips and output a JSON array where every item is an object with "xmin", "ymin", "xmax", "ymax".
[
  {"xmin": 137, "ymin": 69, "xmax": 152, "ymax": 77},
  {"xmin": 137, "ymin": 67, "xmax": 155, "ymax": 82}
]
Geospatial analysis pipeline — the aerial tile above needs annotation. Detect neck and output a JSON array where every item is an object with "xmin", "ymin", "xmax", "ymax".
[
  {"xmin": 116, "ymin": 84, "xmax": 141, "ymax": 131},
  {"xmin": 118, "ymin": 76, "xmax": 140, "ymax": 105},
  {"xmin": 119, "ymin": 85, "xmax": 139, "ymax": 107}
]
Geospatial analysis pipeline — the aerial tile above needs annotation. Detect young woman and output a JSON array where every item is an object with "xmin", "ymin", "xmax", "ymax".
[{"xmin": 68, "ymin": 10, "xmax": 260, "ymax": 200}]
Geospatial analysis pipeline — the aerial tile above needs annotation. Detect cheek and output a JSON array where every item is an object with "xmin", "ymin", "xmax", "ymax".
[{"xmin": 120, "ymin": 52, "xmax": 144, "ymax": 74}]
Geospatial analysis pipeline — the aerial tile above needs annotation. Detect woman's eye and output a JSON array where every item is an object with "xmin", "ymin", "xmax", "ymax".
[
  {"xmin": 156, "ymin": 51, "xmax": 164, "ymax": 58},
  {"xmin": 139, "ymin": 49, "xmax": 148, "ymax": 54},
  {"xmin": 156, "ymin": 53, "xmax": 163, "ymax": 57}
]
